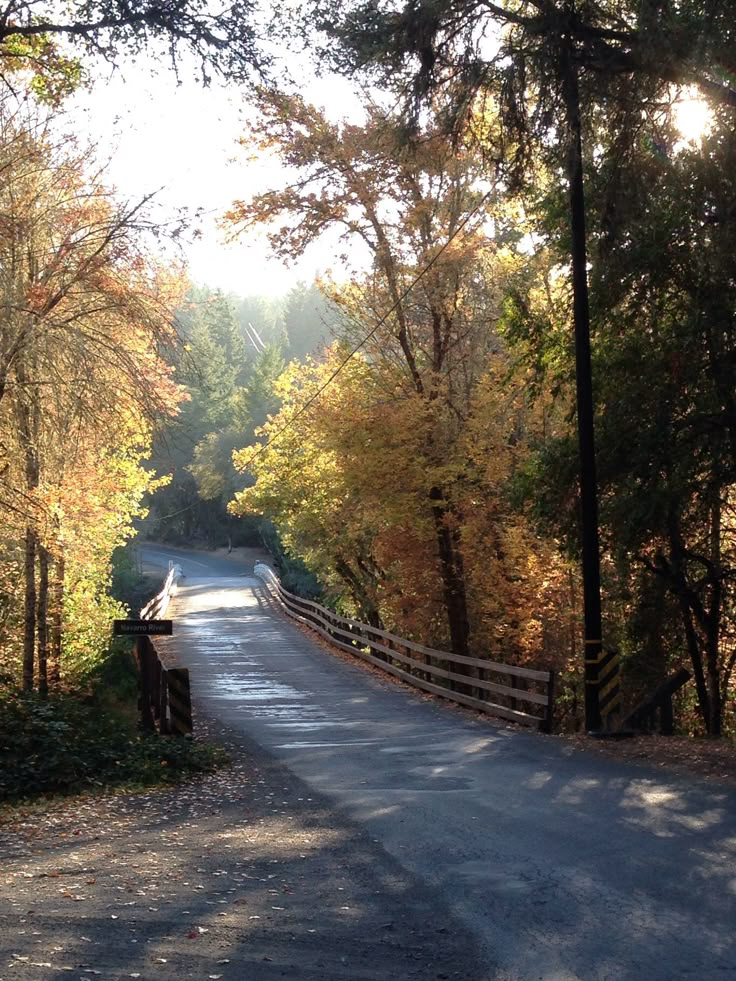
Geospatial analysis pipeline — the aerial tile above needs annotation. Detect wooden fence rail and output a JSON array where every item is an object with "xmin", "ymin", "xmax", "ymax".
[
  {"xmin": 255, "ymin": 563, "xmax": 555, "ymax": 731},
  {"xmin": 140, "ymin": 563, "xmax": 182, "ymax": 619},
  {"xmin": 134, "ymin": 563, "xmax": 192, "ymax": 736},
  {"xmin": 622, "ymin": 667, "xmax": 691, "ymax": 735}
]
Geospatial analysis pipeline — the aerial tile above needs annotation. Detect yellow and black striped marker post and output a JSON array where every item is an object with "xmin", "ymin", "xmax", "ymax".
[
  {"xmin": 597, "ymin": 647, "xmax": 622, "ymax": 729},
  {"xmin": 167, "ymin": 667, "xmax": 193, "ymax": 737}
]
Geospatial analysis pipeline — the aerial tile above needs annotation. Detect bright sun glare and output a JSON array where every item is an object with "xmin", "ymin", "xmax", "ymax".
[{"xmin": 672, "ymin": 89, "xmax": 713, "ymax": 143}]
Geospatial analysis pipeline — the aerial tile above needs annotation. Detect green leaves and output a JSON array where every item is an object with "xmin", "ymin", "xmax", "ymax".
[
  {"xmin": 0, "ymin": 684, "xmax": 227, "ymax": 803},
  {"xmin": 0, "ymin": 32, "xmax": 84, "ymax": 105}
]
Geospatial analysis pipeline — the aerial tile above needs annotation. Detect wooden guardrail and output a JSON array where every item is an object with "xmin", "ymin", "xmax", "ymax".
[
  {"xmin": 141, "ymin": 563, "xmax": 182, "ymax": 619},
  {"xmin": 135, "ymin": 563, "xmax": 192, "ymax": 736},
  {"xmin": 255, "ymin": 563, "xmax": 555, "ymax": 731},
  {"xmin": 622, "ymin": 667, "xmax": 691, "ymax": 735}
]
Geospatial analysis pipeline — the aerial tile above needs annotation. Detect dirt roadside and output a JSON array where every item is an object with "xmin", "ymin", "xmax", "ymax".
[{"xmin": 0, "ymin": 715, "xmax": 489, "ymax": 981}]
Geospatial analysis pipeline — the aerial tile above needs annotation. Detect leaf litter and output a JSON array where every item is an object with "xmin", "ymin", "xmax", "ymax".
[{"xmin": 0, "ymin": 715, "xmax": 486, "ymax": 979}]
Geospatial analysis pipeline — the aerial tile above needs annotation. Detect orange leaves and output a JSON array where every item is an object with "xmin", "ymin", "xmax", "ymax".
[
  {"xmin": 24, "ymin": 283, "xmax": 52, "ymax": 313},
  {"xmin": 0, "ymin": 95, "xmax": 188, "ymax": 685}
]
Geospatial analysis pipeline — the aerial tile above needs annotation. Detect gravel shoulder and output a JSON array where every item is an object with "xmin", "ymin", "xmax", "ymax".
[{"xmin": 0, "ymin": 716, "xmax": 489, "ymax": 981}]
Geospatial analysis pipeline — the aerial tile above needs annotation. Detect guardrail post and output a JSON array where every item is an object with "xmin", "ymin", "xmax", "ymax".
[
  {"xmin": 134, "ymin": 637, "xmax": 155, "ymax": 733},
  {"xmin": 542, "ymin": 670, "xmax": 556, "ymax": 733}
]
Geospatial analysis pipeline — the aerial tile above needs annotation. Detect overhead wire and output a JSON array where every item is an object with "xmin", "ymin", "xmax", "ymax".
[{"xmin": 239, "ymin": 185, "xmax": 494, "ymax": 469}]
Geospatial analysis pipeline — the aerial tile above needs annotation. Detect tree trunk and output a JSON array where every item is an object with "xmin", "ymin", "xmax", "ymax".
[
  {"xmin": 17, "ymin": 362, "xmax": 40, "ymax": 692},
  {"xmin": 677, "ymin": 591, "xmax": 710, "ymax": 732},
  {"xmin": 334, "ymin": 557, "xmax": 384, "ymax": 629},
  {"xmin": 704, "ymin": 497, "xmax": 722, "ymax": 737},
  {"xmin": 666, "ymin": 497, "xmax": 724, "ymax": 737},
  {"xmin": 705, "ymin": 622, "xmax": 721, "ymax": 737},
  {"xmin": 50, "ymin": 551, "xmax": 65, "ymax": 687},
  {"xmin": 429, "ymin": 486, "xmax": 470, "ymax": 661},
  {"xmin": 561, "ymin": 37, "xmax": 604, "ymax": 732},
  {"xmin": 37, "ymin": 544, "xmax": 49, "ymax": 697},
  {"xmin": 22, "ymin": 524, "xmax": 37, "ymax": 691}
]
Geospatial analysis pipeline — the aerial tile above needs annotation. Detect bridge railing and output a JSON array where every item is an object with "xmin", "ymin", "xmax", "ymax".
[
  {"xmin": 140, "ymin": 563, "xmax": 182, "ymax": 620},
  {"xmin": 135, "ymin": 563, "xmax": 191, "ymax": 736},
  {"xmin": 255, "ymin": 563, "xmax": 555, "ymax": 731}
]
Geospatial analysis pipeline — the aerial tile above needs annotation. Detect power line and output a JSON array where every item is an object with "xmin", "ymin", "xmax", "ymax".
[{"xmin": 239, "ymin": 187, "xmax": 493, "ymax": 470}]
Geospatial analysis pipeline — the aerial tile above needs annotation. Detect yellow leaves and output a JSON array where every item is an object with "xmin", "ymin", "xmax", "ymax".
[
  {"xmin": 219, "ymin": 88, "xmax": 579, "ymax": 662},
  {"xmin": 0, "ymin": 97, "xmax": 190, "ymax": 683}
]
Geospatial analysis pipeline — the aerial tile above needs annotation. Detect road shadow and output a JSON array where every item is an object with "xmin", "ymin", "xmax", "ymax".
[
  {"xmin": 0, "ymin": 743, "xmax": 490, "ymax": 980},
  {"xmin": 138, "ymin": 574, "xmax": 736, "ymax": 980}
]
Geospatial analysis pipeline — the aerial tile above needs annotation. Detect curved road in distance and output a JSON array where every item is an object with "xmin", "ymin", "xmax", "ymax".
[{"xmin": 143, "ymin": 543, "xmax": 736, "ymax": 981}]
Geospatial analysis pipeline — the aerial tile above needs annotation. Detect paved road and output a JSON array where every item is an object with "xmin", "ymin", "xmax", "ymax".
[{"xmin": 146, "ymin": 544, "xmax": 736, "ymax": 981}]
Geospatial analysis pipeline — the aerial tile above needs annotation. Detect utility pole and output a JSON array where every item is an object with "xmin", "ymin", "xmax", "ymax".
[{"xmin": 562, "ymin": 37, "xmax": 604, "ymax": 733}]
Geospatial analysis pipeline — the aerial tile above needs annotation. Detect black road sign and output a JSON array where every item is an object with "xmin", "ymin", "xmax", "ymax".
[{"xmin": 113, "ymin": 619, "xmax": 173, "ymax": 636}]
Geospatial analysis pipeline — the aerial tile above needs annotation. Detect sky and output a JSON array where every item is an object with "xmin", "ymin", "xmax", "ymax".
[
  {"xmin": 66, "ymin": 62, "xmax": 362, "ymax": 298},
  {"xmin": 63, "ymin": 47, "xmax": 711, "ymax": 303}
]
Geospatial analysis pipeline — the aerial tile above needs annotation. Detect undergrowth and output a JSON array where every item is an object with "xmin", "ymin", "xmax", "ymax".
[{"xmin": 0, "ymin": 649, "xmax": 228, "ymax": 804}]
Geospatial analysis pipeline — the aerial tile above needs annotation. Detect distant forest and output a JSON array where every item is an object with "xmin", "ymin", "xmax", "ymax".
[{"xmin": 142, "ymin": 281, "xmax": 334, "ymax": 550}]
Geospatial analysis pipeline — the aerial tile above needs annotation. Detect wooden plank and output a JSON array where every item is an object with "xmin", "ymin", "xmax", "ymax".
[
  {"xmin": 280, "ymin": 596, "xmax": 549, "ymax": 708},
  {"xmin": 622, "ymin": 667, "xmax": 691, "ymax": 733},
  {"xmin": 281, "ymin": 603, "xmax": 543, "ymax": 728},
  {"xmin": 350, "ymin": 644, "xmax": 543, "ymax": 726},
  {"xmin": 275, "ymin": 581, "xmax": 551, "ymax": 681},
  {"xmin": 337, "ymin": 625, "xmax": 547, "ymax": 705},
  {"xmin": 433, "ymin": 667, "xmax": 549, "ymax": 705},
  {"xmin": 419, "ymin": 649, "xmax": 552, "ymax": 682}
]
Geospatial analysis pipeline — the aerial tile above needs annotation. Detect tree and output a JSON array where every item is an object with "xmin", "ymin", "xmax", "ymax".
[
  {"xmin": 236, "ymin": 294, "xmax": 284, "ymax": 351},
  {"xmin": 227, "ymin": 93, "xmax": 495, "ymax": 657},
  {"xmin": 319, "ymin": 0, "xmax": 736, "ymax": 730},
  {"xmin": 234, "ymin": 331, "xmax": 573, "ymax": 665},
  {"xmin": 282, "ymin": 281, "xmax": 334, "ymax": 361},
  {"xmin": 145, "ymin": 286, "xmax": 285, "ymax": 548},
  {"xmin": 325, "ymin": 1, "xmax": 736, "ymax": 112},
  {"xmin": 0, "ymin": 0, "xmax": 269, "ymax": 92},
  {"xmin": 500, "ymin": 74, "xmax": 736, "ymax": 735},
  {"xmin": 227, "ymin": 92, "xmax": 573, "ymax": 667},
  {"xmin": 583, "ymin": 109, "xmax": 736, "ymax": 736},
  {"xmin": 0, "ymin": 96, "xmax": 184, "ymax": 689}
]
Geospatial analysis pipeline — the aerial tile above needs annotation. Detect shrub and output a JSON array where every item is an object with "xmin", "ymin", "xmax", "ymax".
[{"xmin": 0, "ymin": 686, "xmax": 227, "ymax": 803}]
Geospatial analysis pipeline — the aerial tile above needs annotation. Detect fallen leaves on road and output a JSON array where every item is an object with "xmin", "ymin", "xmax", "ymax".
[{"xmin": 0, "ymin": 712, "xmax": 487, "ymax": 980}]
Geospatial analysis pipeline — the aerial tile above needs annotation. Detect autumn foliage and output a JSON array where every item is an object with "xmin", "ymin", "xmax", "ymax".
[
  {"xmin": 228, "ymin": 94, "xmax": 578, "ymax": 702},
  {"xmin": 0, "ymin": 98, "xmax": 185, "ymax": 690}
]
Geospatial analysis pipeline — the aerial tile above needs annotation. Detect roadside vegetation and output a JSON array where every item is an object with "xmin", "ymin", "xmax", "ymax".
[
  {"xmin": 0, "ymin": 670, "xmax": 227, "ymax": 804},
  {"xmin": 0, "ymin": 545, "xmax": 226, "ymax": 806},
  {"xmin": 0, "ymin": 0, "xmax": 734, "ymax": 761}
]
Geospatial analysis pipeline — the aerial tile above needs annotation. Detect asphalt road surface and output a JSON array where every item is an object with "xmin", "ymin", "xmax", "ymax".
[{"xmin": 145, "ymin": 544, "xmax": 736, "ymax": 981}]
